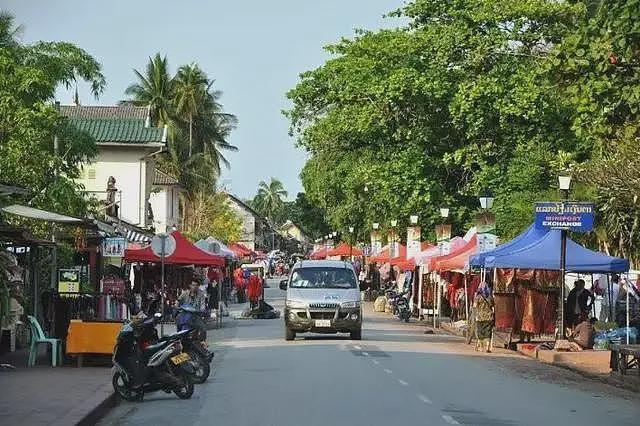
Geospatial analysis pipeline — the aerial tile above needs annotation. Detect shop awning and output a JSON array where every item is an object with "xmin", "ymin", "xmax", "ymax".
[
  {"xmin": 2, "ymin": 204, "xmax": 84, "ymax": 223},
  {"xmin": 414, "ymin": 237, "xmax": 466, "ymax": 266},
  {"xmin": 469, "ymin": 223, "xmax": 546, "ymax": 267},
  {"xmin": 327, "ymin": 242, "xmax": 362, "ymax": 257},
  {"xmin": 229, "ymin": 242, "xmax": 255, "ymax": 258},
  {"xmin": 431, "ymin": 234, "xmax": 478, "ymax": 272},
  {"xmin": 123, "ymin": 231, "xmax": 225, "ymax": 266},
  {"xmin": 195, "ymin": 237, "xmax": 236, "ymax": 259},
  {"xmin": 485, "ymin": 229, "xmax": 629, "ymax": 273}
]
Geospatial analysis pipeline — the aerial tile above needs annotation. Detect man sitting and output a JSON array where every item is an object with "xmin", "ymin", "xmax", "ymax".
[{"xmin": 568, "ymin": 315, "xmax": 596, "ymax": 350}]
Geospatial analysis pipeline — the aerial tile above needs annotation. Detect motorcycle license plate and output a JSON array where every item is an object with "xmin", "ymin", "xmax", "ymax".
[
  {"xmin": 315, "ymin": 320, "xmax": 331, "ymax": 327},
  {"xmin": 171, "ymin": 352, "xmax": 190, "ymax": 365}
]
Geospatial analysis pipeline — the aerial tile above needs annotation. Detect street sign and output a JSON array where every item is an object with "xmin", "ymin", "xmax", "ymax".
[
  {"xmin": 151, "ymin": 233, "xmax": 176, "ymax": 257},
  {"xmin": 102, "ymin": 237, "xmax": 127, "ymax": 257},
  {"xmin": 534, "ymin": 202, "xmax": 595, "ymax": 233}
]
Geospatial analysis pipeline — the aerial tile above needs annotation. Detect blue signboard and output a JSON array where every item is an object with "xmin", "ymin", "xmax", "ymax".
[{"xmin": 534, "ymin": 202, "xmax": 595, "ymax": 233}]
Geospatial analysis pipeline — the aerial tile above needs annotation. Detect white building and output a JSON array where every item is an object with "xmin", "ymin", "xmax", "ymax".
[
  {"xmin": 61, "ymin": 105, "xmax": 167, "ymax": 233},
  {"xmin": 149, "ymin": 168, "xmax": 183, "ymax": 233}
]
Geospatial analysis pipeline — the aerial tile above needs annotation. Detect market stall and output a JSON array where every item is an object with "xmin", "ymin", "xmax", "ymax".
[
  {"xmin": 326, "ymin": 242, "xmax": 362, "ymax": 259},
  {"xmin": 309, "ymin": 247, "xmax": 329, "ymax": 260},
  {"xmin": 477, "ymin": 226, "xmax": 629, "ymax": 346}
]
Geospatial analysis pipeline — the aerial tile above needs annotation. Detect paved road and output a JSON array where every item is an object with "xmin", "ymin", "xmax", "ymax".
[{"xmin": 100, "ymin": 279, "xmax": 640, "ymax": 426}]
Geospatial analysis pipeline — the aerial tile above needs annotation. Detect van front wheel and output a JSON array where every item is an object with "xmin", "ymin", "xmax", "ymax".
[
  {"xmin": 350, "ymin": 329, "xmax": 362, "ymax": 340},
  {"xmin": 285, "ymin": 326, "xmax": 296, "ymax": 341}
]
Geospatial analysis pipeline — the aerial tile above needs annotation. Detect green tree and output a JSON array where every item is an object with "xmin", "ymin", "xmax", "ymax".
[
  {"xmin": 174, "ymin": 63, "xmax": 208, "ymax": 157},
  {"xmin": 252, "ymin": 178, "xmax": 288, "ymax": 222},
  {"xmin": 124, "ymin": 53, "xmax": 174, "ymax": 126},
  {"xmin": 286, "ymin": 0, "xmax": 581, "ymax": 240},
  {"xmin": 0, "ymin": 11, "xmax": 104, "ymax": 217}
]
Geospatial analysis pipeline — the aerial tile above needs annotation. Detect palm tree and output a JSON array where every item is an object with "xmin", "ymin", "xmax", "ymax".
[
  {"xmin": 0, "ymin": 11, "xmax": 22, "ymax": 49},
  {"xmin": 173, "ymin": 63, "xmax": 208, "ymax": 157},
  {"xmin": 254, "ymin": 178, "xmax": 288, "ymax": 220},
  {"xmin": 125, "ymin": 53, "xmax": 173, "ymax": 126}
]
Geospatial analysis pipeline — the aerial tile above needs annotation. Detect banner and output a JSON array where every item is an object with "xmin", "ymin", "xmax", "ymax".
[
  {"xmin": 435, "ymin": 224, "xmax": 451, "ymax": 242},
  {"xmin": 407, "ymin": 226, "xmax": 421, "ymax": 260},
  {"xmin": 475, "ymin": 211, "xmax": 496, "ymax": 234},
  {"xmin": 388, "ymin": 230, "xmax": 399, "ymax": 258},
  {"xmin": 103, "ymin": 237, "xmax": 127, "ymax": 257},
  {"xmin": 58, "ymin": 269, "xmax": 80, "ymax": 293},
  {"xmin": 477, "ymin": 233, "xmax": 498, "ymax": 253},
  {"xmin": 534, "ymin": 202, "xmax": 595, "ymax": 233},
  {"xmin": 370, "ymin": 231, "xmax": 382, "ymax": 256}
]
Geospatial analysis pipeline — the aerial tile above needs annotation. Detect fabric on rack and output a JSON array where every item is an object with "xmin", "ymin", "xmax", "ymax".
[{"xmin": 494, "ymin": 293, "xmax": 516, "ymax": 330}]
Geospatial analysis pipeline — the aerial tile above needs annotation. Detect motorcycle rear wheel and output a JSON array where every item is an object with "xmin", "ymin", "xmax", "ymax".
[
  {"xmin": 188, "ymin": 351, "xmax": 211, "ymax": 384},
  {"xmin": 112, "ymin": 371, "xmax": 143, "ymax": 402},
  {"xmin": 173, "ymin": 371, "xmax": 195, "ymax": 399}
]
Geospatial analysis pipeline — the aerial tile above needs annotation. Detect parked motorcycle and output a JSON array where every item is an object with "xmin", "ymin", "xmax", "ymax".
[
  {"xmin": 396, "ymin": 294, "xmax": 411, "ymax": 323},
  {"xmin": 136, "ymin": 308, "xmax": 214, "ymax": 385},
  {"xmin": 112, "ymin": 314, "xmax": 195, "ymax": 401}
]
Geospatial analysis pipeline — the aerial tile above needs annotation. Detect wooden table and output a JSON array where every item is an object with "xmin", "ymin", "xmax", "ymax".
[
  {"xmin": 610, "ymin": 344, "xmax": 640, "ymax": 376},
  {"xmin": 66, "ymin": 320, "xmax": 122, "ymax": 367}
]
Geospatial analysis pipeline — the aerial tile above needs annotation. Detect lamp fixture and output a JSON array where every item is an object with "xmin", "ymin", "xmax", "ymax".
[
  {"xmin": 439, "ymin": 207, "xmax": 450, "ymax": 218},
  {"xmin": 372, "ymin": 222, "xmax": 379, "ymax": 230},
  {"xmin": 410, "ymin": 215, "xmax": 419, "ymax": 225},
  {"xmin": 558, "ymin": 175, "xmax": 572, "ymax": 191},
  {"xmin": 478, "ymin": 188, "xmax": 495, "ymax": 210}
]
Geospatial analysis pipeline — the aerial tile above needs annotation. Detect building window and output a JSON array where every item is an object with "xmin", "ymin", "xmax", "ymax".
[{"xmin": 87, "ymin": 168, "xmax": 96, "ymax": 180}]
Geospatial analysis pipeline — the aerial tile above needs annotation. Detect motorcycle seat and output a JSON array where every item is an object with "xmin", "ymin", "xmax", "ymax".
[{"xmin": 143, "ymin": 340, "xmax": 169, "ymax": 355}]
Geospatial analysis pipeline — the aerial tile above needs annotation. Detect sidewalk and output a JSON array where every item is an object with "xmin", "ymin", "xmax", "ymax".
[{"xmin": 0, "ymin": 347, "xmax": 113, "ymax": 426}]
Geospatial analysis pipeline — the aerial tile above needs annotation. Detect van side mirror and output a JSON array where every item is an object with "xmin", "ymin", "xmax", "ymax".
[{"xmin": 279, "ymin": 279, "xmax": 288, "ymax": 291}]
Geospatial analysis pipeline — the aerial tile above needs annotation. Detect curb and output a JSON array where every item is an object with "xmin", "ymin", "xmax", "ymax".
[
  {"xmin": 50, "ymin": 382, "xmax": 116, "ymax": 426},
  {"xmin": 538, "ymin": 359, "xmax": 640, "ymax": 393}
]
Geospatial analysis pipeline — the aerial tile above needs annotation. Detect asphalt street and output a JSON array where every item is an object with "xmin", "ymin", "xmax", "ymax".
[{"xmin": 100, "ymin": 279, "xmax": 640, "ymax": 426}]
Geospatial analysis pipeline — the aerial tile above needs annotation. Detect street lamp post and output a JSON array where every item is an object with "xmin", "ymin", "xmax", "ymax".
[
  {"xmin": 558, "ymin": 175, "xmax": 571, "ymax": 339},
  {"xmin": 349, "ymin": 226, "xmax": 355, "ymax": 259},
  {"xmin": 434, "ymin": 207, "xmax": 450, "ymax": 328}
]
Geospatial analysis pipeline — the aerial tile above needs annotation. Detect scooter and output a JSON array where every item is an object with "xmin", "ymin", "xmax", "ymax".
[
  {"xmin": 173, "ymin": 305, "xmax": 214, "ymax": 384},
  {"xmin": 112, "ymin": 314, "xmax": 195, "ymax": 402}
]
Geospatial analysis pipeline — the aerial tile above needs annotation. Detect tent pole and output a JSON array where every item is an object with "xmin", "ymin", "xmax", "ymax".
[
  {"xmin": 418, "ymin": 266, "xmax": 423, "ymax": 320},
  {"xmin": 432, "ymin": 273, "xmax": 437, "ymax": 329},
  {"xmin": 626, "ymin": 274, "xmax": 630, "ymax": 345},
  {"xmin": 606, "ymin": 274, "xmax": 612, "ymax": 322},
  {"xmin": 464, "ymin": 272, "xmax": 469, "ymax": 321}
]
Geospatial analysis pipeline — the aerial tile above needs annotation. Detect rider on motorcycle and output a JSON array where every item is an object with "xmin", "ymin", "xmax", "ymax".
[{"xmin": 176, "ymin": 279, "xmax": 206, "ymax": 311}]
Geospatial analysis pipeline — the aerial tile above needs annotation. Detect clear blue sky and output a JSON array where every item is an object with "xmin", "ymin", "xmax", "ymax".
[{"xmin": 5, "ymin": 0, "xmax": 402, "ymax": 199}]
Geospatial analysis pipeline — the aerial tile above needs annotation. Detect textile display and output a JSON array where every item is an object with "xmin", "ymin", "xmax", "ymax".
[
  {"xmin": 495, "ymin": 269, "xmax": 560, "ymax": 293},
  {"xmin": 422, "ymin": 278, "xmax": 435, "ymax": 308},
  {"xmin": 494, "ymin": 293, "xmax": 516, "ymax": 330},
  {"xmin": 519, "ymin": 287, "xmax": 557, "ymax": 335}
]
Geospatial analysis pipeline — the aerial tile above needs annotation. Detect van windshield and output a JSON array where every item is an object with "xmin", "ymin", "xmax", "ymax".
[{"xmin": 289, "ymin": 267, "xmax": 357, "ymax": 289}]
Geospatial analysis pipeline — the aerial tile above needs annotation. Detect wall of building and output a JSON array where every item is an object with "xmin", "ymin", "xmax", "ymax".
[
  {"xmin": 77, "ymin": 146, "xmax": 156, "ymax": 226},
  {"xmin": 227, "ymin": 198, "xmax": 257, "ymax": 250},
  {"xmin": 149, "ymin": 186, "xmax": 182, "ymax": 233}
]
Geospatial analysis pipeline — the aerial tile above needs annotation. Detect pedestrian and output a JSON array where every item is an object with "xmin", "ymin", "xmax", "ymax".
[
  {"xmin": 473, "ymin": 282, "xmax": 494, "ymax": 353},
  {"xmin": 599, "ymin": 274, "xmax": 619, "ymax": 323},
  {"xmin": 565, "ymin": 279, "xmax": 594, "ymax": 329}
]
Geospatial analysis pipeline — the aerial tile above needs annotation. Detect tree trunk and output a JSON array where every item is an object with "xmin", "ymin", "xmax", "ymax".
[{"xmin": 188, "ymin": 115, "xmax": 193, "ymax": 157}]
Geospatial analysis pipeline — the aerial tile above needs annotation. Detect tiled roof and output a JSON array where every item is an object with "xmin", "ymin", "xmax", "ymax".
[
  {"xmin": 60, "ymin": 105, "xmax": 149, "ymax": 120},
  {"xmin": 153, "ymin": 168, "xmax": 180, "ymax": 186},
  {"xmin": 61, "ymin": 105, "xmax": 164, "ymax": 144},
  {"xmin": 69, "ymin": 118, "xmax": 164, "ymax": 143}
]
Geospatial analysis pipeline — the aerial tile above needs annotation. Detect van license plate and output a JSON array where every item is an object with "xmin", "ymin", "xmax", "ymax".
[{"xmin": 315, "ymin": 320, "xmax": 331, "ymax": 327}]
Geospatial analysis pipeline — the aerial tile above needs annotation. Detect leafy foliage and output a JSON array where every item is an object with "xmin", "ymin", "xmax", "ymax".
[
  {"xmin": 251, "ymin": 178, "xmax": 288, "ymax": 222},
  {"xmin": 0, "ymin": 11, "xmax": 104, "ymax": 218}
]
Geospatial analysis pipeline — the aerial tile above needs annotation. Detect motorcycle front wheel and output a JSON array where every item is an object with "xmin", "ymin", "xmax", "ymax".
[
  {"xmin": 188, "ymin": 351, "xmax": 211, "ymax": 384},
  {"xmin": 112, "ymin": 370, "xmax": 143, "ymax": 402},
  {"xmin": 173, "ymin": 371, "xmax": 195, "ymax": 399}
]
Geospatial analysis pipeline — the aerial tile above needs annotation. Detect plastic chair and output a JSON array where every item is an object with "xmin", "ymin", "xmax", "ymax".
[{"xmin": 27, "ymin": 315, "xmax": 61, "ymax": 367}]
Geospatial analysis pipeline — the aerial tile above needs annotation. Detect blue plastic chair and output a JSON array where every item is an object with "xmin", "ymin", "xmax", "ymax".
[{"xmin": 27, "ymin": 315, "xmax": 61, "ymax": 367}]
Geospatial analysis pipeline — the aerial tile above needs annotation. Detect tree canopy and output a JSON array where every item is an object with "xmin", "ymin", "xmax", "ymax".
[{"xmin": 286, "ymin": 0, "xmax": 640, "ymax": 263}]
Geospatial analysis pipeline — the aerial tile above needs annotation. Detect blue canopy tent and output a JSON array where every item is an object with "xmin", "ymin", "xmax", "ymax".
[
  {"xmin": 484, "ymin": 229, "xmax": 629, "ymax": 273},
  {"xmin": 469, "ymin": 223, "xmax": 547, "ymax": 268}
]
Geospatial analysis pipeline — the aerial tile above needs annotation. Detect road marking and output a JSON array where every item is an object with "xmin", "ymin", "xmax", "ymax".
[
  {"xmin": 442, "ymin": 414, "xmax": 460, "ymax": 425},
  {"xmin": 354, "ymin": 345, "xmax": 362, "ymax": 350},
  {"xmin": 371, "ymin": 359, "xmax": 379, "ymax": 365},
  {"xmin": 384, "ymin": 368, "xmax": 392, "ymax": 374},
  {"xmin": 362, "ymin": 351, "xmax": 369, "ymax": 356},
  {"xmin": 418, "ymin": 394, "xmax": 432, "ymax": 404},
  {"xmin": 397, "ymin": 379, "xmax": 409, "ymax": 386}
]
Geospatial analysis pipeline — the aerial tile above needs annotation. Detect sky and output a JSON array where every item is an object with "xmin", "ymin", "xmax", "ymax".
[{"xmin": 5, "ymin": 0, "xmax": 403, "ymax": 200}]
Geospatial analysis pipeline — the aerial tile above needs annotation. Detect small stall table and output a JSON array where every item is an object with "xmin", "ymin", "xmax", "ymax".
[
  {"xmin": 66, "ymin": 320, "xmax": 122, "ymax": 367},
  {"xmin": 610, "ymin": 344, "xmax": 640, "ymax": 377}
]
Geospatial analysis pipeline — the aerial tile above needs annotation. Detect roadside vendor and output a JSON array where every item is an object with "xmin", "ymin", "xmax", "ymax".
[{"xmin": 568, "ymin": 314, "xmax": 596, "ymax": 350}]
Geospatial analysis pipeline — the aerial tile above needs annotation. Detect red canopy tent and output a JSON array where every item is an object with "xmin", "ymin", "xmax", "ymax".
[
  {"xmin": 430, "ymin": 234, "xmax": 478, "ymax": 272},
  {"xmin": 228, "ymin": 243, "xmax": 255, "ymax": 258},
  {"xmin": 390, "ymin": 256, "xmax": 415, "ymax": 271},
  {"xmin": 371, "ymin": 244, "xmax": 406, "ymax": 263},
  {"xmin": 124, "ymin": 231, "xmax": 225, "ymax": 266},
  {"xmin": 310, "ymin": 247, "xmax": 329, "ymax": 260},
  {"xmin": 327, "ymin": 243, "xmax": 363, "ymax": 257}
]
